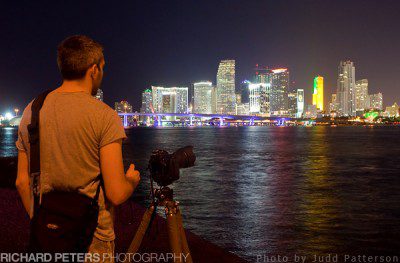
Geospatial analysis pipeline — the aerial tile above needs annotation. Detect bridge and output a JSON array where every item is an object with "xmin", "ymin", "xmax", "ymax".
[{"xmin": 118, "ymin": 112, "xmax": 294, "ymax": 127}]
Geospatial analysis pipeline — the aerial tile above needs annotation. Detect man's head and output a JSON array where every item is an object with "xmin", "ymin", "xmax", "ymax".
[{"xmin": 57, "ymin": 35, "xmax": 105, "ymax": 95}]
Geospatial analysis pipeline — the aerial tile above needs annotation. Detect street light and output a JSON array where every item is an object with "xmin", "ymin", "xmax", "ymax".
[
  {"xmin": 14, "ymin": 108, "xmax": 19, "ymax": 116},
  {"xmin": 5, "ymin": 112, "xmax": 13, "ymax": 120}
]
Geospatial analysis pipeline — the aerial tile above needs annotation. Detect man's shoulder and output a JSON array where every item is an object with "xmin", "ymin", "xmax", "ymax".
[
  {"xmin": 87, "ymin": 96, "xmax": 113, "ymax": 112},
  {"xmin": 84, "ymin": 97, "xmax": 120, "ymax": 123},
  {"xmin": 95, "ymin": 101, "xmax": 119, "ymax": 120}
]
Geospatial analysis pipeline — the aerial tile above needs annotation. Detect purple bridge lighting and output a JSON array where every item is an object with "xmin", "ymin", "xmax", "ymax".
[{"xmin": 118, "ymin": 113, "xmax": 293, "ymax": 127}]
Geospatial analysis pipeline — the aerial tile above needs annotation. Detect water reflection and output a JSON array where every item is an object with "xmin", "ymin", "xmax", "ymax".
[
  {"xmin": 298, "ymin": 127, "xmax": 340, "ymax": 255},
  {"xmin": 2, "ymin": 126, "xmax": 400, "ymax": 260},
  {"xmin": 0, "ymin": 127, "xmax": 19, "ymax": 157}
]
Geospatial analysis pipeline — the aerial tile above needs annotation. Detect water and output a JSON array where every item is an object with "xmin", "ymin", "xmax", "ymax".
[{"xmin": 2, "ymin": 126, "xmax": 400, "ymax": 261}]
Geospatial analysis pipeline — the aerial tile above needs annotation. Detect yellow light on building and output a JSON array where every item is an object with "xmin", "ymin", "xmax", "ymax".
[{"xmin": 312, "ymin": 76, "xmax": 324, "ymax": 111}]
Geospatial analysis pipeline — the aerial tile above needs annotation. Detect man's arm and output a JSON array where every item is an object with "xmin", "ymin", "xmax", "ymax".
[
  {"xmin": 100, "ymin": 139, "xmax": 140, "ymax": 206},
  {"xmin": 16, "ymin": 150, "xmax": 32, "ymax": 218}
]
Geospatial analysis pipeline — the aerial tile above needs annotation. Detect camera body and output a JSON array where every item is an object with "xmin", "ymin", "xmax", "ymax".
[{"xmin": 148, "ymin": 146, "xmax": 196, "ymax": 187}]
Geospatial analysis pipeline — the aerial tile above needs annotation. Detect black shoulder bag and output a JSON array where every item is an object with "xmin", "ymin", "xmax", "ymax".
[{"xmin": 28, "ymin": 90, "xmax": 101, "ymax": 253}]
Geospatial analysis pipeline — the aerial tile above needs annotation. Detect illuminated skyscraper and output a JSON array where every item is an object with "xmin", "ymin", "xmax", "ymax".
[
  {"xmin": 355, "ymin": 79, "xmax": 369, "ymax": 111},
  {"xmin": 369, "ymin": 93, "xmax": 383, "ymax": 110},
  {"xmin": 297, "ymin": 89, "xmax": 304, "ymax": 118},
  {"xmin": 253, "ymin": 66, "xmax": 272, "ymax": 115},
  {"xmin": 270, "ymin": 68, "xmax": 289, "ymax": 115},
  {"xmin": 312, "ymin": 76, "xmax": 324, "ymax": 111},
  {"xmin": 236, "ymin": 103, "xmax": 249, "ymax": 115},
  {"xmin": 337, "ymin": 61, "xmax": 356, "ymax": 116},
  {"xmin": 249, "ymin": 83, "xmax": 267, "ymax": 114},
  {"xmin": 288, "ymin": 90, "xmax": 298, "ymax": 117},
  {"xmin": 254, "ymin": 64, "xmax": 272, "ymax": 84},
  {"xmin": 151, "ymin": 86, "xmax": 188, "ymax": 113},
  {"xmin": 211, "ymin": 86, "xmax": 217, "ymax": 114},
  {"xmin": 193, "ymin": 81, "xmax": 213, "ymax": 114},
  {"xmin": 115, "ymin": 100, "xmax": 132, "ymax": 113},
  {"xmin": 329, "ymin": 94, "xmax": 339, "ymax": 113},
  {"xmin": 115, "ymin": 100, "xmax": 133, "ymax": 124},
  {"xmin": 95, "ymin": 89, "xmax": 103, "ymax": 101},
  {"xmin": 216, "ymin": 60, "xmax": 236, "ymax": 114},
  {"xmin": 140, "ymin": 89, "xmax": 153, "ymax": 113},
  {"xmin": 384, "ymin": 103, "xmax": 399, "ymax": 117}
]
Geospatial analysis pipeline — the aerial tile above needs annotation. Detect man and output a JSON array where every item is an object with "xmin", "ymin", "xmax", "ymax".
[{"xmin": 15, "ymin": 35, "xmax": 140, "ymax": 259}]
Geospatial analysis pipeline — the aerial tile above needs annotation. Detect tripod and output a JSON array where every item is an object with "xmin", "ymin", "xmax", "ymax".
[{"xmin": 127, "ymin": 187, "xmax": 193, "ymax": 263}]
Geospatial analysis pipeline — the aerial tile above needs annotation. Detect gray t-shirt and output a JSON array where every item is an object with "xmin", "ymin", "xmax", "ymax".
[{"xmin": 16, "ymin": 90, "xmax": 127, "ymax": 241}]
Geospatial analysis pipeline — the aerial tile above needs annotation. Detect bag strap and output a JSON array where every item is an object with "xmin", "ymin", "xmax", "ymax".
[{"xmin": 27, "ymin": 89, "xmax": 52, "ymax": 215}]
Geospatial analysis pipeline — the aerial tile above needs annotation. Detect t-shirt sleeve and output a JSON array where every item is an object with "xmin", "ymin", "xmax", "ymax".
[
  {"xmin": 99, "ymin": 109, "xmax": 127, "ymax": 148},
  {"xmin": 15, "ymin": 102, "xmax": 32, "ymax": 152},
  {"xmin": 16, "ymin": 128, "xmax": 27, "ymax": 151}
]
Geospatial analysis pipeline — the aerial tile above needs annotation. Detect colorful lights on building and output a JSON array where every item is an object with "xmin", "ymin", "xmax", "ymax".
[
  {"xmin": 297, "ymin": 89, "xmax": 304, "ymax": 118},
  {"xmin": 312, "ymin": 76, "xmax": 324, "ymax": 111}
]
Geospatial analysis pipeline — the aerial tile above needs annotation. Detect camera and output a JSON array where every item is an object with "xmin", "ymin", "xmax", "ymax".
[{"xmin": 148, "ymin": 146, "xmax": 196, "ymax": 187}]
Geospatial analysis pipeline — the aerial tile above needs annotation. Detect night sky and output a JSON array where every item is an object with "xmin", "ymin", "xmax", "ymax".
[{"xmin": 1, "ymin": 0, "xmax": 400, "ymax": 113}]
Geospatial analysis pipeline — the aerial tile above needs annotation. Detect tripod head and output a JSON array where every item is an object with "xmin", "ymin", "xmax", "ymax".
[{"xmin": 153, "ymin": 187, "xmax": 174, "ymax": 206}]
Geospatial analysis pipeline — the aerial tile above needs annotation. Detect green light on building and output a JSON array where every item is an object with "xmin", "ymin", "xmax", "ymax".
[{"xmin": 364, "ymin": 111, "xmax": 379, "ymax": 120}]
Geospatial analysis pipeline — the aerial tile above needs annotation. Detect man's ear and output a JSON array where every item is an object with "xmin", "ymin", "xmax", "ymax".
[{"xmin": 90, "ymin": 64, "xmax": 98, "ymax": 78}]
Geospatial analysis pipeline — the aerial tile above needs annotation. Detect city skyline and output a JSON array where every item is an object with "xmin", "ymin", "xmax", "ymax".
[
  {"xmin": 1, "ymin": 1, "xmax": 400, "ymax": 113},
  {"xmin": 131, "ymin": 59, "xmax": 388, "ymax": 118},
  {"xmin": 1, "ymin": 57, "xmax": 392, "ymax": 120}
]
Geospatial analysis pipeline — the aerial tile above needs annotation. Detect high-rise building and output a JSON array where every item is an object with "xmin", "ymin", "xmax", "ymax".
[
  {"xmin": 115, "ymin": 100, "xmax": 132, "ymax": 113},
  {"xmin": 151, "ymin": 86, "xmax": 188, "ymax": 113},
  {"xmin": 259, "ymin": 83, "xmax": 271, "ymax": 115},
  {"xmin": 355, "ymin": 79, "xmax": 369, "ymax": 111},
  {"xmin": 193, "ymin": 81, "xmax": 213, "ymax": 114},
  {"xmin": 384, "ymin": 102, "xmax": 399, "ymax": 117},
  {"xmin": 236, "ymin": 93, "xmax": 242, "ymax": 105},
  {"xmin": 254, "ymin": 65, "xmax": 272, "ymax": 84},
  {"xmin": 288, "ymin": 90, "xmax": 298, "ymax": 117},
  {"xmin": 329, "ymin": 94, "xmax": 339, "ymax": 113},
  {"xmin": 312, "ymin": 76, "xmax": 324, "ymax": 111},
  {"xmin": 369, "ymin": 93, "xmax": 383, "ymax": 110},
  {"xmin": 238, "ymin": 81, "xmax": 250, "ymax": 104},
  {"xmin": 95, "ymin": 89, "xmax": 103, "ymax": 101},
  {"xmin": 247, "ymin": 81, "xmax": 270, "ymax": 115},
  {"xmin": 337, "ymin": 61, "xmax": 356, "ymax": 116},
  {"xmin": 140, "ymin": 89, "xmax": 153, "ymax": 113},
  {"xmin": 270, "ymin": 68, "xmax": 289, "ymax": 116},
  {"xmin": 305, "ymin": 104, "xmax": 318, "ymax": 118},
  {"xmin": 236, "ymin": 103, "xmax": 250, "ymax": 115},
  {"xmin": 211, "ymin": 86, "xmax": 217, "ymax": 114},
  {"xmin": 216, "ymin": 60, "xmax": 236, "ymax": 114},
  {"xmin": 115, "ymin": 100, "xmax": 133, "ymax": 125},
  {"xmin": 248, "ymin": 83, "xmax": 262, "ymax": 114},
  {"xmin": 297, "ymin": 89, "xmax": 304, "ymax": 118}
]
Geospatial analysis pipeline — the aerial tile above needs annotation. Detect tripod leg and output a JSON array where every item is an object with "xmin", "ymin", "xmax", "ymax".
[
  {"xmin": 166, "ymin": 203, "xmax": 183, "ymax": 262},
  {"xmin": 127, "ymin": 205, "xmax": 155, "ymax": 254},
  {"xmin": 176, "ymin": 209, "xmax": 193, "ymax": 263}
]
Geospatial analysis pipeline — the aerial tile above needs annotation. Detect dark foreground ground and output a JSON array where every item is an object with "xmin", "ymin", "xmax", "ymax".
[{"xmin": 0, "ymin": 157, "xmax": 246, "ymax": 263}]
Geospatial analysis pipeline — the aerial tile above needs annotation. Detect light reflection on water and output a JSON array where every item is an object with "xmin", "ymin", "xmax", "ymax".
[
  {"xmin": 0, "ymin": 127, "xmax": 19, "ymax": 157},
  {"xmin": 122, "ymin": 126, "xmax": 400, "ymax": 260},
  {"xmin": 1, "ymin": 126, "xmax": 400, "ymax": 260}
]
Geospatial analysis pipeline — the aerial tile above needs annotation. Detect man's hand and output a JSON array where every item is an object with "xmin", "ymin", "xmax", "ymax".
[{"xmin": 126, "ymin": 164, "xmax": 140, "ymax": 187}]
